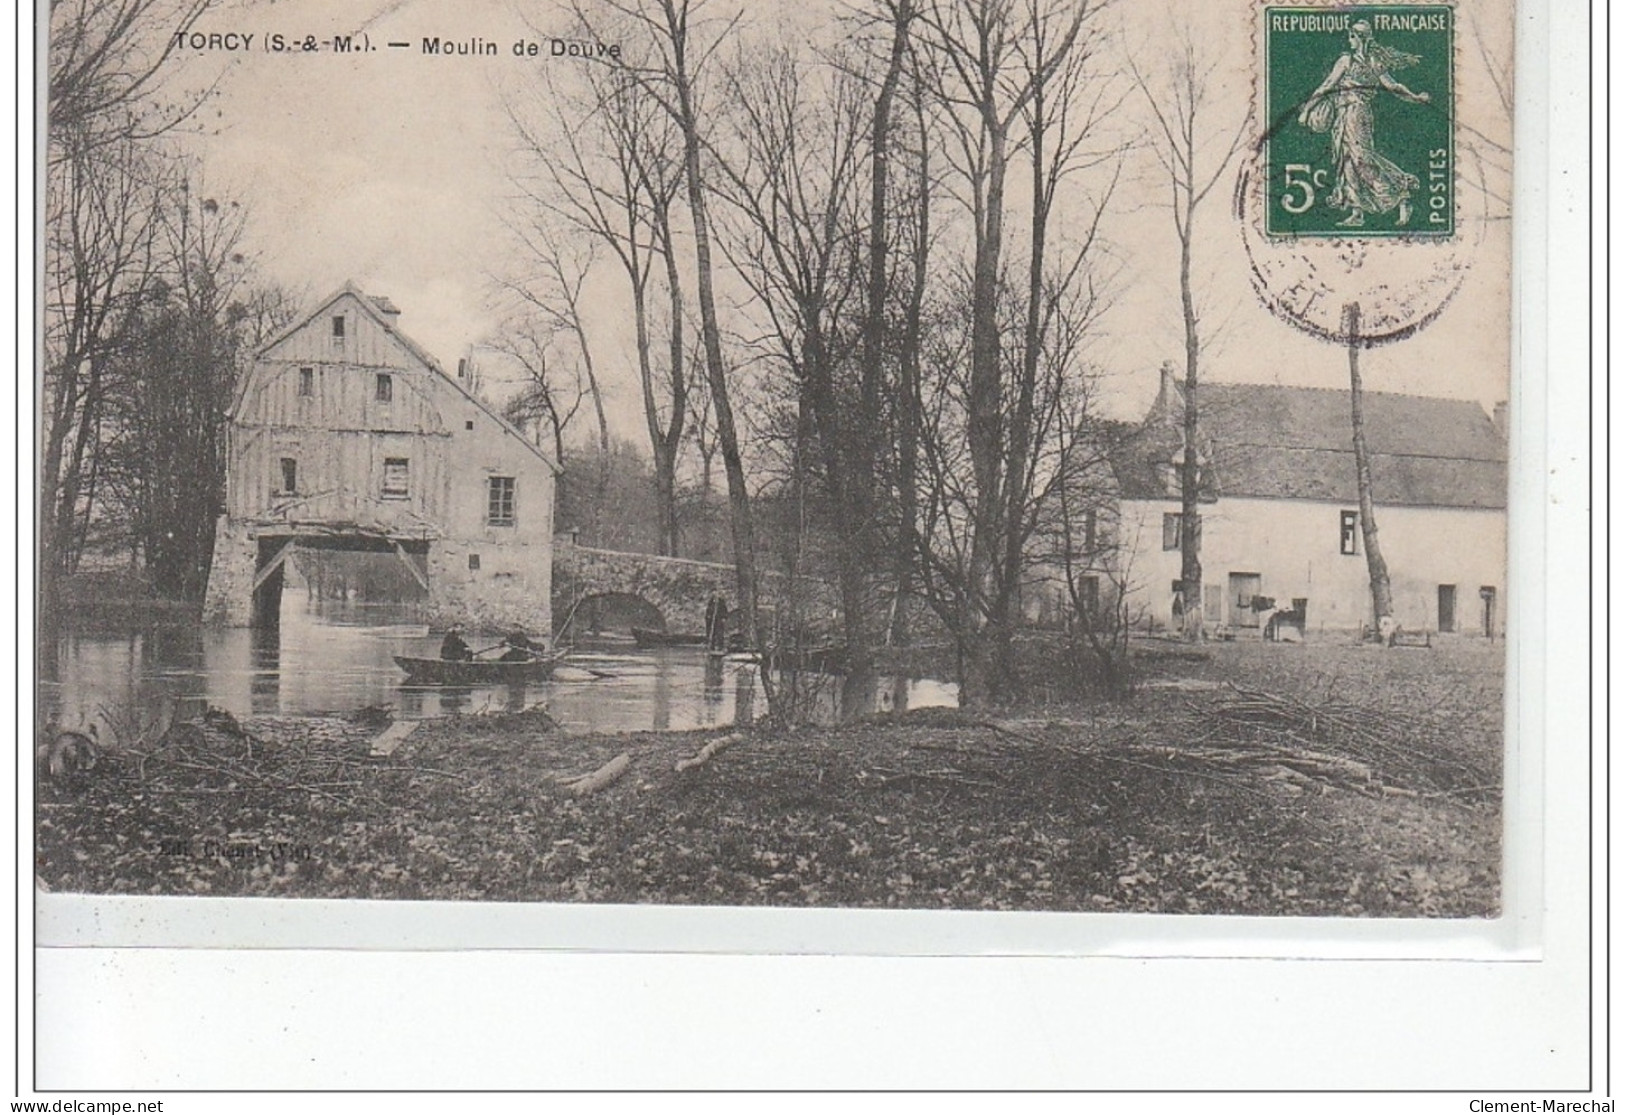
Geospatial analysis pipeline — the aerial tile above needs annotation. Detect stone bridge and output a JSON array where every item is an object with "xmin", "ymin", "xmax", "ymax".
[{"xmin": 551, "ymin": 541, "xmax": 837, "ymax": 637}]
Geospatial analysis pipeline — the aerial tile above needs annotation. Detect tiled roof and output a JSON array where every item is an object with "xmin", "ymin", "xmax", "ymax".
[{"xmin": 1115, "ymin": 383, "xmax": 1506, "ymax": 509}]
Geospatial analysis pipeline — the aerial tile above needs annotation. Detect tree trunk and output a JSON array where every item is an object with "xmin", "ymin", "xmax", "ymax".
[
  {"xmin": 669, "ymin": 19, "xmax": 761, "ymax": 662},
  {"xmin": 856, "ymin": 0, "xmax": 913, "ymax": 667},
  {"xmin": 890, "ymin": 88, "xmax": 929, "ymax": 647},
  {"xmin": 1178, "ymin": 206, "xmax": 1204, "ymax": 642},
  {"xmin": 962, "ymin": 117, "xmax": 1010, "ymax": 708},
  {"xmin": 576, "ymin": 334, "xmax": 611, "ymax": 544},
  {"xmin": 652, "ymin": 204, "xmax": 688, "ymax": 556},
  {"xmin": 1344, "ymin": 302, "xmax": 1394, "ymax": 631}
]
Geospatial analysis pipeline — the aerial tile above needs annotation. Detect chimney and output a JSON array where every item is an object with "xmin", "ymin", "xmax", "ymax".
[
  {"xmin": 1160, "ymin": 361, "xmax": 1180, "ymax": 424},
  {"xmin": 369, "ymin": 295, "xmax": 402, "ymax": 322}
]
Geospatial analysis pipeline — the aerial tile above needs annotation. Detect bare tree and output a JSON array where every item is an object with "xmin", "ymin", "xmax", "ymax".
[
  {"xmin": 714, "ymin": 40, "xmax": 874, "ymax": 675},
  {"xmin": 498, "ymin": 234, "xmax": 612, "ymax": 540},
  {"xmin": 42, "ymin": 137, "xmax": 163, "ymax": 589},
  {"xmin": 507, "ymin": 59, "xmax": 690, "ymax": 554},
  {"xmin": 585, "ymin": 0, "xmax": 769, "ymax": 671},
  {"xmin": 100, "ymin": 176, "xmax": 252, "ymax": 601},
  {"xmin": 490, "ymin": 317, "xmax": 589, "ymax": 470},
  {"xmin": 48, "ymin": 0, "xmax": 216, "ymax": 157},
  {"xmin": 1129, "ymin": 25, "xmax": 1248, "ymax": 642},
  {"xmin": 42, "ymin": 0, "xmax": 222, "ymax": 650},
  {"xmin": 854, "ymin": 0, "xmax": 921, "ymax": 652},
  {"xmin": 684, "ymin": 353, "xmax": 720, "ymax": 497},
  {"xmin": 916, "ymin": 0, "xmax": 1115, "ymax": 704},
  {"xmin": 887, "ymin": 51, "xmax": 938, "ymax": 646},
  {"xmin": 1343, "ymin": 302, "xmax": 1395, "ymax": 633},
  {"xmin": 232, "ymin": 281, "xmax": 304, "ymax": 351}
]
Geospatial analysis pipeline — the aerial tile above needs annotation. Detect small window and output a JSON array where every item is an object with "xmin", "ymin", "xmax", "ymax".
[
  {"xmin": 465, "ymin": 420, "xmax": 475, "ymax": 431},
  {"xmin": 279, "ymin": 458, "xmax": 297, "ymax": 495},
  {"xmin": 332, "ymin": 315, "xmax": 345, "ymax": 339},
  {"xmin": 1083, "ymin": 510, "xmax": 1098, "ymax": 554},
  {"xmin": 1339, "ymin": 510, "xmax": 1359, "ymax": 555},
  {"xmin": 298, "ymin": 367, "xmax": 314, "ymax": 397},
  {"xmin": 468, "ymin": 553, "xmax": 481, "ymax": 571},
  {"xmin": 382, "ymin": 457, "xmax": 409, "ymax": 499},
  {"xmin": 375, "ymin": 374, "xmax": 393, "ymax": 403},
  {"xmin": 487, "ymin": 476, "xmax": 516, "ymax": 526}
]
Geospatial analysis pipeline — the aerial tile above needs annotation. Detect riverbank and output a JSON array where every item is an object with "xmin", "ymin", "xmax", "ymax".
[{"xmin": 36, "ymin": 638, "xmax": 1502, "ymax": 916}]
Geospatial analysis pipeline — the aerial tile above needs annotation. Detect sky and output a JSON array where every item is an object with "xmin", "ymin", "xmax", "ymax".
[{"xmin": 169, "ymin": 0, "xmax": 1516, "ymax": 449}]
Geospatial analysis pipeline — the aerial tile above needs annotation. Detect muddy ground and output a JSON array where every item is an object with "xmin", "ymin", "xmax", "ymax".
[{"xmin": 36, "ymin": 637, "xmax": 1502, "ymax": 917}]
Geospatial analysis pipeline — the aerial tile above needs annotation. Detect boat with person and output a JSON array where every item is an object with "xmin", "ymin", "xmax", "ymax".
[{"xmin": 393, "ymin": 653, "xmax": 565, "ymax": 685}]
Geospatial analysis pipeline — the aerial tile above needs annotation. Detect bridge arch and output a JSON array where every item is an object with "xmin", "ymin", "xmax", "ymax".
[
  {"xmin": 551, "ymin": 543, "xmax": 739, "ymax": 637},
  {"xmin": 550, "ymin": 541, "xmax": 841, "ymax": 642},
  {"xmin": 563, "ymin": 591, "xmax": 668, "ymax": 636}
]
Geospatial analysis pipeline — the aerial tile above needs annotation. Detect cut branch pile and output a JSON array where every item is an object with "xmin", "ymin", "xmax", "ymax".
[
  {"xmin": 1193, "ymin": 683, "xmax": 1498, "ymax": 801},
  {"xmin": 110, "ymin": 710, "xmax": 466, "ymax": 807}
]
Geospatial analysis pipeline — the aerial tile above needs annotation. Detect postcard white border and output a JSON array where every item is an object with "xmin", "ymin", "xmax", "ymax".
[{"xmin": 18, "ymin": 0, "xmax": 1599, "ymax": 1093}]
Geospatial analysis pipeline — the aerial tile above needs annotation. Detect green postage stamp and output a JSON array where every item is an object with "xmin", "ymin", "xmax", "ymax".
[{"xmin": 1265, "ymin": 6, "xmax": 1454, "ymax": 237}]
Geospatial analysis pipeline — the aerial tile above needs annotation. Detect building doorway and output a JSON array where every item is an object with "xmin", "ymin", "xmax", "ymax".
[
  {"xmin": 1229, "ymin": 572, "xmax": 1262, "ymax": 628},
  {"xmin": 1437, "ymin": 584, "xmax": 1457, "ymax": 634}
]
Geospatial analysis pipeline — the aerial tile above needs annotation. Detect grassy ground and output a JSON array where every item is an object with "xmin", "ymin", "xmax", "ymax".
[{"xmin": 36, "ymin": 636, "xmax": 1502, "ymax": 917}]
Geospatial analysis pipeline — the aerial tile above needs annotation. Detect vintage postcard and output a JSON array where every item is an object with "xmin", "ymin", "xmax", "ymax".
[{"xmin": 36, "ymin": 0, "xmax": 1518, "ymax": 936}]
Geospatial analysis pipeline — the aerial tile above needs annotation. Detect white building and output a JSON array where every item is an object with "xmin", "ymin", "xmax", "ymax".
[{"xmin": 1113, "ymin": 370, "xmax": 1507, "ymax": 638}]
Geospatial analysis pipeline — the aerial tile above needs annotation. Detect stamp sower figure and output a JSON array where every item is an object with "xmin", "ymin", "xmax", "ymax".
[
  {"xmin": 1298, "ymin": 19, "xmax": 1431, "ymax": 229},
  {"xmin": 440, "ymin": 625, "xmax": 472, "ymax": 662}
]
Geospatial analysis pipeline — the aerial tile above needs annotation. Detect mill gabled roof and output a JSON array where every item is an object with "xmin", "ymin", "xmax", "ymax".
[
  {"xmin": 247, "ymin": 282, "xmax": 560, "ymax": 475},
  {"xmin": 1114, "ymin": 382, "xmax": 1506, "ymax": 510}
]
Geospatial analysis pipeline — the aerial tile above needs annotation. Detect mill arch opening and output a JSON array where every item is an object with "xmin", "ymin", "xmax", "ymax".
[{"xmin": 248, "ymin": 533, "xmax": 431, "ymax": 629}]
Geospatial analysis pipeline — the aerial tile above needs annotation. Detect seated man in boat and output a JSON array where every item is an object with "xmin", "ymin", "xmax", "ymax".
[
  {"xmin": 499, "ymin": 630, "xmax": 544, "ymax": 662},
  {"xmin": 440, "ymin": 626, "xmax": 473, "ymax": 661}
]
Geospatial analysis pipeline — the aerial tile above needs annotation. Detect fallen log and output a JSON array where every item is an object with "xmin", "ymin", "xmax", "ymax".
[
  {"xmin": 566, "ymin": 752, "xmax": 631, "ymax": 796},
  {"xmin": 675, "ymin": 734, "xmax": 740, "ymax": 773}
]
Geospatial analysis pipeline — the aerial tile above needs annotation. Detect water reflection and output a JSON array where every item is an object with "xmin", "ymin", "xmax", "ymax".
[{"xmin": 43, "ymin": 598, "xmax": 957, "ymax": 735}]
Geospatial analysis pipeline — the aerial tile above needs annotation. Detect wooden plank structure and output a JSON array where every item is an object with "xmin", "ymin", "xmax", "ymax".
[{"xmin": 204, "ymin": 285, "xmax": 561, "ymax": 632}]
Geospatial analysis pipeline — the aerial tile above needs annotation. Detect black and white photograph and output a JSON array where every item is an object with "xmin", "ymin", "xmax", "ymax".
[{"xmin": 35, "ymin": 0, "xmax": 1524, "ymax": 927}]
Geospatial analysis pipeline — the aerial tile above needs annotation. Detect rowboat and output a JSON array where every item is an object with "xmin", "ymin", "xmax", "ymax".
[
  {"xmin": 393, "ymin": 654, "xmax": 564, "ymax": 685},
  {"xmin": 631, "ymin": 626, "xmax": 709, "ymax": 648}
]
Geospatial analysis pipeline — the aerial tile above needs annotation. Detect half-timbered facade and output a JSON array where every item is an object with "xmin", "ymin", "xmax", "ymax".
[{"xmin": 203, "ymin": 285, "xmax": 560, "ymax": 632}]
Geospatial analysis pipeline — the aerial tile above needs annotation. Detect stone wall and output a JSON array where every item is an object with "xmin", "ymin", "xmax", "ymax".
[
  {"xmin": 551, "ymin": 542, "xmax": 838, "ymax": 636},
  {"xmin": 201, "ymin": 518, "xmax": 257, "ymax": 627}
]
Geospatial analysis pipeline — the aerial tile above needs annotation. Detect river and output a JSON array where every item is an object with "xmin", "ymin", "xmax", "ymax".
[{"xmin": 41, "ymin": 598, "xmax": 957, "ymax": 737}]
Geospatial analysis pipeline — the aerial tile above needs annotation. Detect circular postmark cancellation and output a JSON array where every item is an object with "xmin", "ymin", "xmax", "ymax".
[{"xmin": 1241, "ymin": 4, "xmax": 1483, "ymax": 347}]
